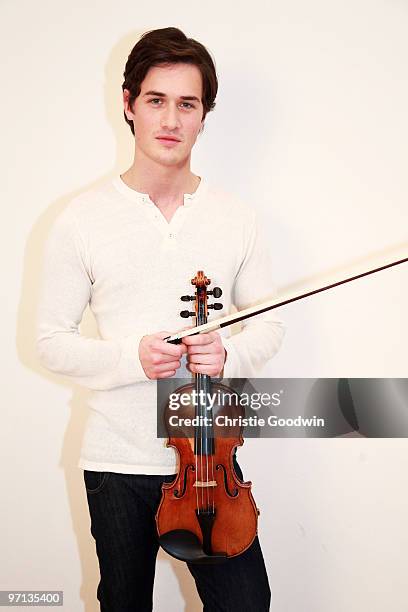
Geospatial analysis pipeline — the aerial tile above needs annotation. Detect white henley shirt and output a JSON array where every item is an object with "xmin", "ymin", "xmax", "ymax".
[{"xmin": 36, "ymin": 175, "xmax": 285, "ymax": 474}]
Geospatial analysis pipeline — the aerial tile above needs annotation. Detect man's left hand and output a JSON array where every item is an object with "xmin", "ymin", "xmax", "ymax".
[{"xmin": 182, "ymin": 331, "xmax": 226, "ymax": 377}]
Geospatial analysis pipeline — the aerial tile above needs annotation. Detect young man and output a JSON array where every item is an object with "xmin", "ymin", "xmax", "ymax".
[{"xmin": 37, "ymin": 27, "xmax": 285, "ymax": 611}]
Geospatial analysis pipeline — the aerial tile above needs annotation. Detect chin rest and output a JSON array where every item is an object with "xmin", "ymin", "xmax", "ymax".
[{"xmin": 159, "ymin": 530, "xmax": 228, "ymax": 564}]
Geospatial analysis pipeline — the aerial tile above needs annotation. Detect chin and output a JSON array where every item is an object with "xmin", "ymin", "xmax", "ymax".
[{"xmin": 157, "ymin": 153, "xmax": 189, "ymax": 167}]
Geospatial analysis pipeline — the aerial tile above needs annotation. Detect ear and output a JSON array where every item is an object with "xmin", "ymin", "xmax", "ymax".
[{"xmin": 123, "ymin": 88, "xmax": 134, "ymax": 120}]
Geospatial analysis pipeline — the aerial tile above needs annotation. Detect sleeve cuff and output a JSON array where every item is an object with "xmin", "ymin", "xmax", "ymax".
[
  {"xmin": 118, "ymin": 332, "xmax": 150, "ymax": 384},
  {"xmin": 220, "ymin": 335, "xmax": 241, "ymax": 379}
]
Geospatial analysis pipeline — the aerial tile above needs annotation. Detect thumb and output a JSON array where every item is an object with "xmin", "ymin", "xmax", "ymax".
[{"xmin": 155, "ymin": 331, "xmax": 174, "ymax": 340}]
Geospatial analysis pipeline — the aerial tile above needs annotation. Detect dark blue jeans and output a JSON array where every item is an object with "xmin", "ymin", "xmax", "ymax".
[{"xmin": 83, "ymin": 458, "xmax": 271, "ymax": 611}]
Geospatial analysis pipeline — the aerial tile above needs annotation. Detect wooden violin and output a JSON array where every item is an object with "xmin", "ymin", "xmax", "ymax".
[{"xmin": 155, "ymin": 271, "xmax": 259, "ymax": 564}]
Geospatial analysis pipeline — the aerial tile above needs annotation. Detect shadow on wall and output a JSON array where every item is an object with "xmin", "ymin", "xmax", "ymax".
[{"xmin": 18, "ymin": 28, "xmax": 204, "ymax": 612}]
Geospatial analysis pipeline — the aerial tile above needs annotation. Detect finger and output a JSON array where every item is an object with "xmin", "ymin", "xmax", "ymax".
[
  {"xmin": 188, "ymin": 363, "xmax": 221, "ymax": 376},
  {"xmin": 154, "ymin": 360, "xmax": 181, "ymax": 372},
  {"xmin": 188, "ymin": 354, "xmax": 215, "ymax": 365},
  {"xmin": 182, "ymin": 331, "xmax": 215, "ymax": 346},
  {"xmin": 186, "ymin": 344, "xmax": 218, "ymax": 355},
  {"xmin": 156, "ymin": 331, "xmax": 176, "ymax": 340},
  {"xmin": 157, "ymin": 370, "xmax": 177, "ymax": 378},
  {"xmin": 151, "ymin": 353, "xmax": 182, "ymax": 365},
  {"xmin": 152, "ymin": 338, "xmax": 186, "ymax": 357}
]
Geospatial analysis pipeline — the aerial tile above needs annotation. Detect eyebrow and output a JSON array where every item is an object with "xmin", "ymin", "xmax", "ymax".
[{"xmin": 143, "ymin": 90, "xmax": 201, "ymax": 103}]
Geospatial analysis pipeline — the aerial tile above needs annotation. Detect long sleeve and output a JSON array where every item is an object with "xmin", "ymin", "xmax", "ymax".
[
  {"xmin": 221, "ymin": 209, "xmax": 285, "ymax": 378},
  {"xmin": 36, "ymin": 206, "xmax": 149, "ymax": 390}
]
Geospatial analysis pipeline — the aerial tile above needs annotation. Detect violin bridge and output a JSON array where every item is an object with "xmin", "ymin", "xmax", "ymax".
[{"xmin": 194, "ymin": 480, "xmax": 217, "ymax": 488}]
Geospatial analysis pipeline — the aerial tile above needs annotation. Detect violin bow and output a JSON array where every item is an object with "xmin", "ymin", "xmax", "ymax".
[{"xmin": 165, "ymin": 255, "xmax": 408, "ymax": 344}]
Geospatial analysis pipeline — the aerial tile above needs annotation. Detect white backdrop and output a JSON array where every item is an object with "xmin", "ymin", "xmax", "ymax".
[{"xmin": 1, "ymin": 1, "xmax": 407, "ymax": 610}]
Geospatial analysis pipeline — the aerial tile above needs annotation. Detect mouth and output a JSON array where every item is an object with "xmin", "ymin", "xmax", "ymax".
[
  {"xmin": 156, "ymin": 136, "xmax": 181, "ymax": 142},
  {"xmin": 156, "ymin": 137, "xmax": 181, "ymax": 147}
]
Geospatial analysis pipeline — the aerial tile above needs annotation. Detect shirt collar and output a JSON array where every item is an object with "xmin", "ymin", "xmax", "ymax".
[{"xmin": 112, "ymin": 174, "xmax": 204, "ymax": 208}]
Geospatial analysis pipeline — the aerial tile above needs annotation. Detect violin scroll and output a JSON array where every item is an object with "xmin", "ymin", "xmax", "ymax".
[{"xmin": 180, "ymin": 270, "xmax": 223, "ymax": 321}]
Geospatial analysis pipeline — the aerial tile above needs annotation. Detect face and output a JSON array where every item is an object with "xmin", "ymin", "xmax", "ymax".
[{"xmin": 123, "ymin": 63, "xmax": 204, "ymax": 168}]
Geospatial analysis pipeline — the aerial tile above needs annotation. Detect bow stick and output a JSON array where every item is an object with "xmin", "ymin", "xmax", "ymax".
[{"xmin": 164, "ymin": 255, "xmax": 408, "ymax": 344}]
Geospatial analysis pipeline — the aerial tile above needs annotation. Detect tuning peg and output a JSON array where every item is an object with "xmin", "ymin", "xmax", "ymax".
[
  {"xmin": 208, "ymin": 287, "xmax": 222, "ymax": 298},
  {"xmin": 180, "ymin": 295, "xmax": 195, "ymax": 302},
  {"xmin": 208, "ymin": 303, "xmax": 223, "ymax": 310},
  {"xmin": 180, "ymin": 310, "xmax": 195, "ymax": 318}
]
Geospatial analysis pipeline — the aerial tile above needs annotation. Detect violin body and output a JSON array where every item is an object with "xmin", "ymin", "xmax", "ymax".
[{"xmin": 156, "ymin": 381, "xmax": 259, "ymax": 560}]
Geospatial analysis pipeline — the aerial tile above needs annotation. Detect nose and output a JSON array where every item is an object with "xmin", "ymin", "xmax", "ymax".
[{"xmin": 160, "ymin": 102, "xmax": 182, "ymax": 131}]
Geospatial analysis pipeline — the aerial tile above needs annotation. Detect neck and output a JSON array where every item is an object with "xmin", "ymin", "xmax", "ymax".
[{"xmin": 120, "ymin": 150, "xmax": 200, "ymax": 208}]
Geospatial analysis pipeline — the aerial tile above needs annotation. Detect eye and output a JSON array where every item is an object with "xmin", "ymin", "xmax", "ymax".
[{"xmin": 148, "ymin": 98, "xmax": 195, "ymax": 109}]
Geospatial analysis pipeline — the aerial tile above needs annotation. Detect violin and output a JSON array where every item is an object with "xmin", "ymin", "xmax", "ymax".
[{"xmin": 155, "ymin": 271, "xmax": 259, "ymax": 564}]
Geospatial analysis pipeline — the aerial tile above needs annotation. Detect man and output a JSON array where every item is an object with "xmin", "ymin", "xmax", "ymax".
[{"xmin": 37, "ymin": 26, "xmax": 285, "ymax": 611}]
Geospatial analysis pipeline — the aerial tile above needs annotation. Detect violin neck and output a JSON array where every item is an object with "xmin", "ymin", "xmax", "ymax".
[{"xmin": 194, "ymin": 373, "xmax": 215, "ymax": 456}]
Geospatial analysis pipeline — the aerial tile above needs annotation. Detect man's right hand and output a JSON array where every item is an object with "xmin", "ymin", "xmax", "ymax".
[{"xmin": 138, "ymin": 331, "xmax": 187, "ymax": 379}]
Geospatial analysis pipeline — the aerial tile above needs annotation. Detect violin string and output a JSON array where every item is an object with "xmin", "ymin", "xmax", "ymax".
[
  {"xmin": 200, "ymin": 295, "xmax": 207, "ymax": 512},
  {"xmin": 200, "ymin": 373, "xmax": 204, "ymax": 510},
  {"xmin": 199, "ymin": 295, "xmax": 206, "ymax": 512},
  {"xmin": 201, "ymin": 377, "xmax": 204, "ymax": 511},
  {"xmin": 210, "ymin": 417, "xmax": 214, "ymax": 514},
  {"xmin": 206, "ymin": 375, "xmax": 210, "ymax": 512},
  {"xmin": 196, "ymin": 282, "xmax": 217, "ymax": 514},
  {"xmin": 196, "ymin": 372, "xmax": 201, "ymax": 513},
  {"xmin": 199, "ymin": 372, "xmax": 204, "ymax": 511},
  {"xmin": 210, "ymin": 381, "xmax": 214, "ymax": 514},
  {"xmin": 205, "ymin": 375, "xmax": 209, "ymax": 508},
  {"xmin": 201, "ymin": 374, "xmax": 208, "ymax": 509},
  {"xmin": 195, "ymin": 374, "xmax": 199, "ymax": 515}
]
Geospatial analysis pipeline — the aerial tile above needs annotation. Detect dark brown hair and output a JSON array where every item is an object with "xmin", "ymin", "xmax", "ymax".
[{"xmin": 122, "ymin": 27, "xmax": 218, "ymax": 135}]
